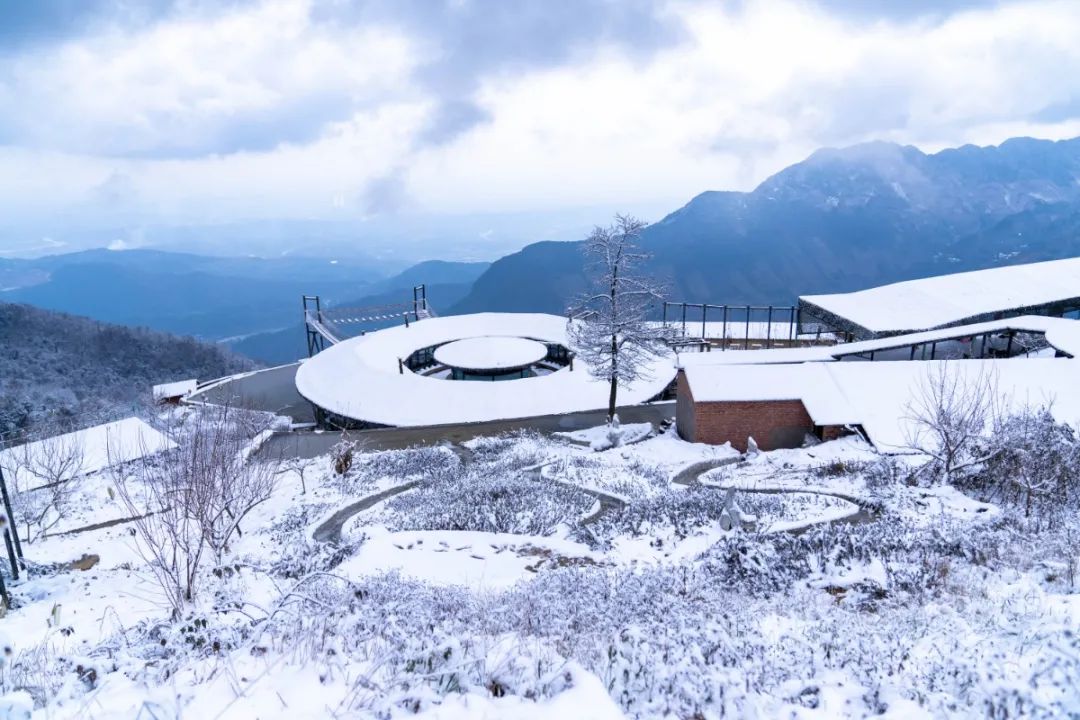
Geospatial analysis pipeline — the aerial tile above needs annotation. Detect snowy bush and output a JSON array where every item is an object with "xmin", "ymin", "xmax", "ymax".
[
  {"xmin": 967, "ymin": 407, "xmax": 1080, "ymax": 526},
  {"xmin": 387, "ymin": 464, "xmax": 592, "ymax": 535},
  {"xmin": 465, "ymin": 430, "xmax": 550, "ymax": 469},
  {"xmin": 557, "ymin": 454, "xmax": 668, "ymax": 501},
  {"xmin": 107, "ymin": 406, "xmax": 280, "ymax": 616},
  {"xmin": 329, "ymin": 445, "xmax": 458, "ymax": 495},
  {"xmin": 589, "ymin": 486, "xmax": 728, "ymax": 540},
  {"xmin": 862, "ymin": 456, "xmax": 914, "ymax": 493}
]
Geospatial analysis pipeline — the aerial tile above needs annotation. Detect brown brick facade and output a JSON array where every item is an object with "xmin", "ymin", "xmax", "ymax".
[
  {"xmin": 677, "ymin": 371, "xmax": 837, "ymax": 451},
  {"xmin": 820, "ymin": 424, "xmax": 846, "ymax": 442}
]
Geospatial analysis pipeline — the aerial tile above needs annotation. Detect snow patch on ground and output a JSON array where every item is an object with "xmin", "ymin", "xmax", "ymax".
[
  {"xmin": 337, "ymin": 529, "xmax": 599, "ymax": 590},
  {"xmin": 556, "ymin": 422, "xmax": 653, "ymax": 451}
]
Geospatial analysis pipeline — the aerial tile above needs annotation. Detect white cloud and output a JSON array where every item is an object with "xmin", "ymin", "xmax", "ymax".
[
  {"xmin": 3, "ymin": 0, "xmax": 1080, "ymax": 239},
  {"xmin": 0, "ymin": 0, "xmax": 417, "ymax": 156}
]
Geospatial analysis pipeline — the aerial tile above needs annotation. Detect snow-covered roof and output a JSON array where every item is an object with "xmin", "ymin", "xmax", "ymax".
[
  {"xmin": 433, "ymin": 336, "xmax": 548, "ymax": 371},
  {"xmin": 295, "ymin": 313, "xmax": 677, "ymax": 426},
  {"xmin": 800, "ymin": 257, "xmax": 1080, "ymax": 337},
  {"xmin": 152, "ymin": 378, "xmax": 198, "ymax": 401},
  {"xmin": 678, "ymin": 315, "xmax": 1080, "ymax": 369},
  {"xmin": 683, "ymin": 357, "xmax": 1080, "ymax": 452},
  {"xmin": 0, "ymin": 417, "xmax": 177, "ymax": 487}
]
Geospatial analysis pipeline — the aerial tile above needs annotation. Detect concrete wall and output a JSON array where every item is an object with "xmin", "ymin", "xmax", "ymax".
[{"xmin": 185, "ymin": 362, "xmax": 314, "ymax": 423}]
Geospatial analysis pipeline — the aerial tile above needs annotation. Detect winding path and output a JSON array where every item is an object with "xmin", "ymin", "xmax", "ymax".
[
  {"xmin": 523, "ymin": 461, "xmax": 628, "ymax": 526},
  {"xmin": 310, "ymin": 431, "xmax": 879, "ymax": 547},
  {"xmin": 673, "ymin": 457, "xmax": 879, "ymax": 531},
  {"xmin": 312, "ymin": 481, "xmax": 420, "ymax": 545},
  {"xmin": 671, "ymin": 457, "xmax": 742, "ymax": 487}
]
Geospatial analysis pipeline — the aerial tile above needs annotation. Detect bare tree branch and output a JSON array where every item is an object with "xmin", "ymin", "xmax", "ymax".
[
  {"xmin": 107, "ymin": 405, "xmax": 280, "ymax": 617},
  {"xmin": 567, "ymin": 214, "xmax": 671, "ymax": 424}
]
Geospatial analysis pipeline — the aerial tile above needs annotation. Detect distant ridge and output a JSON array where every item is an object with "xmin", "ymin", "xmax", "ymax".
[{"xmin": 451, "ymin": 136, "xmax": 1080, "ymax": 314}]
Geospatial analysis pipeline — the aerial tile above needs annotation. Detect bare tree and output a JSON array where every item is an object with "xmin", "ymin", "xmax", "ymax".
[
  {"xmin": 976, "ymin": 405, "xmax": 1079, "ymax": 526},
  {"xmin": 108, "ymin": 406, "xmax": 279, "ymax": 616},
  {"xmin": 0, "ymin": 431, "xmax": 85, "ymax": 543},
  {"xmin": 904, "ymin": 362, "xmax": 1002, "ymax": 484},
  {"xmin": 280, "ymin": 454, "xmax": 318, "ymax": 495},
  {"xmin": 567, "ymin": 214, "xmax": 670, "ymax": 424}
]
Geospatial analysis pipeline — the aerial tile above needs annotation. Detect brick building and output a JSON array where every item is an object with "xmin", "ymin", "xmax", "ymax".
[
  {"xmin": 675, "ymin": 320, "xmax": 1080, "ymax": 453},
  {"xmin": 675, "ymin": 367, "xmax": 847, "ymax": 451}
]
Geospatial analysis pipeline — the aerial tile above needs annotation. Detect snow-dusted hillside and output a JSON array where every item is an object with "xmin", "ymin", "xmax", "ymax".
[{"xmin": 1, "ymin": 407, "xmax": 1077, "ymax": 719}]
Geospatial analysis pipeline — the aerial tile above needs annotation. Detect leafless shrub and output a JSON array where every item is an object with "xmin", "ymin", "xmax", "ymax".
[
  {"xmin": 279, "ymin": 455, "xmax": 318, "ymax": 495},
  {"xmin": 904, "ymin": 362, "xmax": 1002, "ymax": 484},
  {"xmin": 331, "ymin": 436, "xmax": 358, "ymax": 476},
  {"xmin": 967, "ymin": 406, "xmax": 1080, "ymax": 528},
  {"xmin": 0, "ymin": 430, "xmax": 85, "ymax": 543},
  {"xmin": 387, "ymin": 464, "xmax": 592, "ymax": 536},
  {"xmin": 862, "ymin": 457, "xmax": 913, "ymax": 492},
  {"xmin": 108, "ymin": 406, "xmax": 279, "ymax": 617}
]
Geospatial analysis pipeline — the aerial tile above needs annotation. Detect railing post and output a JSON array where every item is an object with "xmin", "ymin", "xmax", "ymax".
[
  {"xmin": 744, "ymin": 305, "xmax": 751, "ymax": 349},
  {"xmin": 721, "ymin": 306, "xmax": 728, "ymax": 351},
  {"xmin": 766, "ymin": 305, "xmax": 773, "ymax": 348}
]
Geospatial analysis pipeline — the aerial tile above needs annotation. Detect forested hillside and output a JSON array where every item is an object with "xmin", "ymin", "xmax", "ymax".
[{"xmin": 0, "ymin": 302, "xmax": 253, "ymax": 438}]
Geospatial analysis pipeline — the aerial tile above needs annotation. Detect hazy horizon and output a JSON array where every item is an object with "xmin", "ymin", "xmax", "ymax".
[{"xmin": 4, "ymin": 0, "xmax": 1080, "ymax": 260}]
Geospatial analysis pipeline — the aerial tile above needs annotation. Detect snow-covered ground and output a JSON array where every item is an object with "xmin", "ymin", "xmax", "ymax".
[{"xmin": 2, "ymin": 410, "xmax": 1078, "ymax": 719}]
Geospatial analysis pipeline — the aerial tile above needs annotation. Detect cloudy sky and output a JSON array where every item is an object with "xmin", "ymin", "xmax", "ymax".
[{"xmin": 2, "ymin": 0, "xmax": 1080, "ymax": 256}]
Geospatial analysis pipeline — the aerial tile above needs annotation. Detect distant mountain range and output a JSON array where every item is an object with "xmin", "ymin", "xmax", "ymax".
[
  {"xmin": 7, "ymin": 135, "xmax": 1080, "ymax": 365},
  {"xmin": 452, "ymin": 136, "xmax": 1080, "ymax": 314},
  {"xmin": 0, "ymin": 249, "xmax": 488, "ymax": 356}
]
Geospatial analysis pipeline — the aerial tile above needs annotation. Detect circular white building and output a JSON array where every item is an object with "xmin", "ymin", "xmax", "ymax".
[
  {"xmin": 433, "ymin": 336, "xmax": 549, "ymax": 380},
  {"xmin": 294, "ymin": 312, "xmax": 676, "ymax": 427}
]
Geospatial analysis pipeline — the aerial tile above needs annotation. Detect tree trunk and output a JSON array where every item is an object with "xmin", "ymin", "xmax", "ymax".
[
  {"xmin": 608, "ymin": 329, "xmax": 618, "ymax": 423},
  {"xmin": 608, "ymin": 375, "xmax": 618, "ymax": 424}
]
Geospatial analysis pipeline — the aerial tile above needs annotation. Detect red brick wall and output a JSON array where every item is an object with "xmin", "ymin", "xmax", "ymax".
[
  {"xmin": 687, "ymin": 398, "xmax": 815, "ymax": 452},
  {"xmin": 820, "ymin": 425, "xmax": 847, "ymax": 442}
]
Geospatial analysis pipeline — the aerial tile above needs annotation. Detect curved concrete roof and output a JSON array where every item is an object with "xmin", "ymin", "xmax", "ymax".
[
  {"xmin": 434, "ymin": 336, "xmax": 547, "ymax": 371},
  {"xmin": 295, "ymin": 313, "xmax": 676, "ymax": 426}
]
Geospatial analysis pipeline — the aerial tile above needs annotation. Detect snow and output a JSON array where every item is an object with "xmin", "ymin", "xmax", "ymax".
[
  {"xmin": 678, "ymin": 314, "xmax": 1080, "ymax": 368},
  {"xmin": 556, "ymin": 422, "xmax": 653, "ymax": 450},
  {"xmin": 5, "ymin": 405, "xmax": 1080, "ymax": 719},
  {"xmin": 151, "ymin": 378, "xmax": 197, "ymax": 402},
  {"xmin": 684, "ymin": 357, "xmax": 1080, "ymax": 452},
  {"xmin": 661, "ymin": 320, "xmax": 801, "ymax": 341},
  {"xmin": 337, "ymin": 528, "xmax": 599, "ymax": 590},
  {"xmin": 295, "ymin": 313, "xmax": 676, "ymax": 426},
  {"xmin": 433, "ymin": 336, "xmax": 548, "ymax": 370},
  {"xmin": 800, "ymin": 256, "xmax": 1080, "ymax": 335},
  {"xmin": 0, "ymin": 417, "xmax": 176, "ymax": 487}
]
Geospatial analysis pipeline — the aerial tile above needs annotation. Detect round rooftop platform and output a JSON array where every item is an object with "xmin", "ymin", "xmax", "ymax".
[
  {"xmin": 294, "ymin": 312, "xmax": 677, "ymax": 427},
  {"xmin": 434, "ymin": 336, "xmax": 548, "ymax": 373}
]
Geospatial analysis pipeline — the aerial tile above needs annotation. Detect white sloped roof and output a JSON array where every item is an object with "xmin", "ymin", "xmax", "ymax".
[
  {"xmin": 153, "ymin": 378, "xmax": 198, "ymax": 401},
  {"xmin": 678, "ymin": 315, "xmax": 1080, "ymax": 369},
  {"xmin": 800, "ymin": 257, "xmax": 1080, "ymax": 335},
  {"xmin": 683, "ymin": 357, "xmax": 1080, "ymax": 453},
  {"xmin": 0, "ymin": 417, "xmax": 177, "ymax": 487}
]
